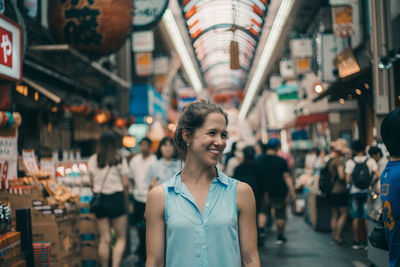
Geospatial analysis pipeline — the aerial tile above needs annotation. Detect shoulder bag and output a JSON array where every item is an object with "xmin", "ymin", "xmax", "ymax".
[{"xmin": 90, "ymin": 166, "xmax": 111, "ymax": 215}]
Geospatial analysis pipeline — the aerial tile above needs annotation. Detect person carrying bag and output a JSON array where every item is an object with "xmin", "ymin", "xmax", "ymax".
[
  {"xmin": 90, "ymin": 166, "xmax": 111, "ymax": 217},
  {"xmin": 88, "ymin": 131, "xmax": 130, "ymax": 267}
]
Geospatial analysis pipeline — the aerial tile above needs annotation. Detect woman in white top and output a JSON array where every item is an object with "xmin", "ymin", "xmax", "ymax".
[
  {"xmin": 145, "ymin": 136, "xmax": 182, "ymax": 187},
  {"xmin": 88, "ymin": 131, "xmax": 130, "ymax": 267}
]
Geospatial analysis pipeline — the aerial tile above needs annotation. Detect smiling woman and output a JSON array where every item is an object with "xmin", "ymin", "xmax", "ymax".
[{"xmin": 145, "ymin": 101, "xmax": 260, "ymax": 267}]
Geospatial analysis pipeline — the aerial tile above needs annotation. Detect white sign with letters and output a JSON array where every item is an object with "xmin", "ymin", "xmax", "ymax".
[
  {"xmin": 133, "ymin": 0, "xmax": 169, "ymax": 30},
  {"xmin": 0, "ymin": 130, "xmax": 18, "ymax": 180}
]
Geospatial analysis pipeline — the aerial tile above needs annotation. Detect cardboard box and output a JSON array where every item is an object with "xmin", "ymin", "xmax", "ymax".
[
  {"xmin": 79, "ymin": 202, "xmax": 91, "ymax": 215},
  {"xmin": 81, "ymin": 241, "xmax": 98, "ymax": 261},
  {"xmin": 32, "ymin": 214, "xmax": 80, "ymax": 261},
  {"xmin": 0, "ymin": 189, "xmax": 43, "ymax": 220},
  {"xmin": 79, "ymin": 214, "xmax": 98, "ymax": 234},
  {"xmin": 52, "ymin": 253, "xmax": 81, "ymax": 267}
]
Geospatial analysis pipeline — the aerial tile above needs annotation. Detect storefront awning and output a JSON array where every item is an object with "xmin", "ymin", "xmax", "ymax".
[
  {"xmin": 313, "ymin": 67, "xmax": 372, "ymax": 102},
  {"xmin": 284, "ymin": 112, "xmax": 329, "ymax": 129},
  {"xmin": 22, "ymin": 77, "xmax": 62, "ymax": 104}
]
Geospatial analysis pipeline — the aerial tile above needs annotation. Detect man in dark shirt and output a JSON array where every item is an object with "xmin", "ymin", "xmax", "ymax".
[{"xmin": 256, "ymin": 138, "xmax": 296, "ymax": 245}]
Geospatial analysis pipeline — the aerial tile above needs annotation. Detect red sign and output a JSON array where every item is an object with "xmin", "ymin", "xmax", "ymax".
[
  {"xmin": 0, "ymin": 27, "xmax": 13, "ymax": 68},
  {"xmin": 0, "ymin": 16, "xmax": 22, "ymax": 81}
]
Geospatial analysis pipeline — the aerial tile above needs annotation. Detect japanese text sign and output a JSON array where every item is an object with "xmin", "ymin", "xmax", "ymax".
[
  {"xmin": 0, "ymin": 129, "xmax": 18, "ymax": 180},
  {"xmin": 133, "ymin": 0, "xmax": 169, "ymax": 30},
  {"xmin": 0, "ymin": 16, "xmax": 22, "ymax": 81}
]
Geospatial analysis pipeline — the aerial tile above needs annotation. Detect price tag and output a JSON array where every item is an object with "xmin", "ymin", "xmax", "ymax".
[{"xmin": 22, "ymin": 149, "xmax": 39, "ymax": 173}]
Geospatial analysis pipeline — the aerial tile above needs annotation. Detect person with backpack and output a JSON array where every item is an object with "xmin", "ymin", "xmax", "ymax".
[
  {"xmin": 321, "ymin": 138, "xmax": 350, "ymax": 244},
  {"xmin": 345, "ymin": 140, "xmax": 380, "ymax": 250}
]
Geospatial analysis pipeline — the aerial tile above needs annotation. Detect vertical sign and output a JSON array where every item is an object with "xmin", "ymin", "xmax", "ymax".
[{"xmin": 0, "ymin": 129, "xmax": 18, "ymax": 180}]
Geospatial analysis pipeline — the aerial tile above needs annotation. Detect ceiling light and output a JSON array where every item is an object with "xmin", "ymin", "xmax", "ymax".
[
  {"xmin": 145, "ymin": 116, "xmax": 154, "ymax": 124},
  {"xmin": 163, "ymin": 9, "xmax": 202, "ymax": 93},
  {"xmin": 314, "ymin": 83, "xmax": 324, "ymax": 94},
  {"xmin": 239, "ymin": 0, "xmax": 295, "ymax": 120}
]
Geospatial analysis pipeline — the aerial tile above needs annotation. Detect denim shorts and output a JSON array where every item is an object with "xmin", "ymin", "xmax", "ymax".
[{"xmin": 350, "ymin": 193, "xmax": 368, "ymax": 219}]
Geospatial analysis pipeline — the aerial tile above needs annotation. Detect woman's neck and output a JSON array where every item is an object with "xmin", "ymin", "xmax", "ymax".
[
  {"xmin": 162, "ymin": 157, "xmax": 171, "ymax": 162},
  {"xmin": 180, "ymin": 158, "xmax": 216, "ymax": 183}
]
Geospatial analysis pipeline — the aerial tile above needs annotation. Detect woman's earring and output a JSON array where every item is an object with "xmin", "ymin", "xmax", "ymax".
[{"xmin": 187, "ymin": 142, "xmax": 190, "ymax": 147}]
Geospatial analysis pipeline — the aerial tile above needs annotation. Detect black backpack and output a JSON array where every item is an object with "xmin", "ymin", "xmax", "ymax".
[
  {"xmin": 319, "ymin": 159, "xmax": 335, "ymax": 195},
  {"xmin": 351, "ymin": 159, "xmax": 372, "ymax": 189}
]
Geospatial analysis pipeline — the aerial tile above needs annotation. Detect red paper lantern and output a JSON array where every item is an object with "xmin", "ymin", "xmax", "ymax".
[{"xmin": 48, "ymin": 0, "xmax": 133, "ymax": 56}]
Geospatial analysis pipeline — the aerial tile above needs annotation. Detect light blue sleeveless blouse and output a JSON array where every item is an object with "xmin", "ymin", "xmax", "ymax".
[{"xmin": 163, "ymin": 168, "xmax": 241, "ymax": 267}]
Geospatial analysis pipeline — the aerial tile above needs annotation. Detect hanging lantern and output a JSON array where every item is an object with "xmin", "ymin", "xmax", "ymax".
[{"xmin": 48, "ymin": 0, "xmax": 133, "ymax": 56}]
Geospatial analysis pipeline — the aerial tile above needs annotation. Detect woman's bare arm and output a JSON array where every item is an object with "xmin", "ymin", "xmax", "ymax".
[
  {"xmin": 146, "ymin": 185, "xmax": 166, "ymax": 267},
  {"xmin": 236, "ymin": 182, "xmax": 261, "ymax": 267}
]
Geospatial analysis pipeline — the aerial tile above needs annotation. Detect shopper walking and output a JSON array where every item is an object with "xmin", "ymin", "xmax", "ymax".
[
  {"xmin": 327, "ymin": 139, "xmax": 350, "ymax": 244},
  {"xmin": 380, "ymin": 109, "xmax": 400, "ymax": 267},
  {"xmin": 88, "ymin": 131, "xmax": 130, "ymax": 267},
  {"xmin": 233, "ymin": 145, "xmax": 258, "ymax": 196},
  {"xmin": 129, "ymin": 137, "xmax": 156, "ymax": 265},
  {"xmin": 145, "ymin": 136, "xmax": 181, "ymax": 188},
  {"xmin": 345, "ymin": 140, "xmax": 380, "ymax": 249},
  {"xmin": 256, "ymin": 138, "xmax": 296, "ymax": 245},
  {"xmin": 146, "ymin": 101, "xmax": 260, "ymax": 267}
]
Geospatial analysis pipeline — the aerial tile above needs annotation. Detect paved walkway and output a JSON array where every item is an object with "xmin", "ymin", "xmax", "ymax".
[{"xmin": 259, "ymin": 213, "xmax": 370, "ymax": 267}]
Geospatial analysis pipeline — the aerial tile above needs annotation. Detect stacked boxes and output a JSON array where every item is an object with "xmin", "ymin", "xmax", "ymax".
[
  {"xmin": 31, "ymin": 208, "xmax": 81, "ymax": 265},
  {"xmin": 79, "ymin": 202, "xmax": 99, "ymax": 267}
]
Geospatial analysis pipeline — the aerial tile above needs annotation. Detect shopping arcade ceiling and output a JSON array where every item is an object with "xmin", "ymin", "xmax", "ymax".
[{"xmin": 179, "ymin": 0, "xmax": 269, "ymax": 95}]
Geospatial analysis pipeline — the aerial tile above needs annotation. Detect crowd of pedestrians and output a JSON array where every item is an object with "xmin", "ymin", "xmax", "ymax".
[{"xmin": 86, "ymin": 103, "xmax": 400, "ymax": 267}]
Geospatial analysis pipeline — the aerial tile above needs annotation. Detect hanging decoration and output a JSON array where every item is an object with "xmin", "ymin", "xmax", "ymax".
[
  {"xmin": 0, "ymin": 111, "xmax": 22, "ymax": 129},
  {"xmin": 48, "ymin": 0, "xmax": 132, "ymax": 56}
]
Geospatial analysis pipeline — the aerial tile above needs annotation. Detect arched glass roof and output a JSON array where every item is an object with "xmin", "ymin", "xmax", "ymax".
[{"xmin": 180, "ymin": 0, "xmax": 269, "ymax": 92}]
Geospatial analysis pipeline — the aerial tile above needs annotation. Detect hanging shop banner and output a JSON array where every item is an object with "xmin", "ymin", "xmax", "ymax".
[
  {"xmin": 130, "ymin": 84, "xmax": 149, "ymax": 117},
  {"xmin": 148, "ymin": 87, "xmax": 167, "ymax": 123},
  {"xmin": 332, "ymin": 5, "xmax": 354, "ymax": 38},
  {"xmin": 132, "ymin": 31, "xmax": 154, "ymax": 53},
  {"xmin": 135, "ymin": 52, "xmax": 153, "ymax": 76},
  {"xmin": 321, "ymin": 33, "xmax": 346, "ymax": 82},
  {"xmin": 154, "ymin": 74, "xmax": 166, "ymax": 93},
  {"xmin": 133, "ymin": 0, "xmax": 169, "ymax": 30},
  {"xmin": 295, "ymin": 58, "xmax": 311, "ymax": 74},
  {"xmin": 334, "ymin": 46, "xmax": 360, "ymax": 78},
  {"xmin": 153, "ymin": 56, "xmax": 169, "ymax": 75},
  {"xmin": 0, "ymin": 16, "xmax": 22, "ymax": 81},
  {"xmin": 290, "ymin": 39, "xmax": 313, "ymax": 58},
  {"xmin": 279, "ymin": 59, "xmax": 295, "ymax": 79},
  {"xmin": 0, "ymin": 129, "xmax": 17, "ymax": 180}
]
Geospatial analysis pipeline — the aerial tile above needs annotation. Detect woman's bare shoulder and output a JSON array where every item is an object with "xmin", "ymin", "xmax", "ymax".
[{"xmin": 147, "ymin": 185, "xmax": 165, "ymax": 205}]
